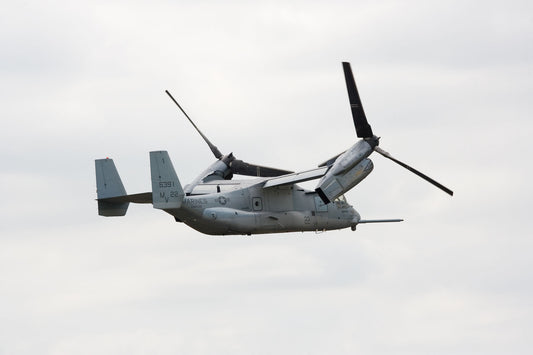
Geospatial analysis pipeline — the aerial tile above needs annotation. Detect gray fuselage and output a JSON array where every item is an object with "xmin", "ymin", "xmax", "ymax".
[{"xmin": 164, "ymin": 178, "xmax": 360, "ymax": 235}]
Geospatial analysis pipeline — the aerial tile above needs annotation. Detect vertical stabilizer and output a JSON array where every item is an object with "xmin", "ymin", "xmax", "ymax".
[
  {"xmin": 95, "ymin": 158, "xmax": 129, "ymax": 216},
  {"xmin": 150, "ymin": 151, "xmax": 184, "ymax": 209}
]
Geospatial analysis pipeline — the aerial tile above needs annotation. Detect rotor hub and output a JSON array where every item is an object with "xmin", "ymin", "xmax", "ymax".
[{"xmin": 364, "ymin": 135, "xmax": 380, "ymax": 148}]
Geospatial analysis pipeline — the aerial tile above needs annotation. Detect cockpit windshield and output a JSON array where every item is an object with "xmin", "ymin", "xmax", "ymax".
[{"xmin": 333, "ymin": 195, "xmax": 348, "ymax": 206}]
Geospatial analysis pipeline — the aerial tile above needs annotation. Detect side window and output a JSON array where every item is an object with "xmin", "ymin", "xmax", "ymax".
[{"xmin": 252, "ymin": 197, "xmax": 263, "ymax": 211}]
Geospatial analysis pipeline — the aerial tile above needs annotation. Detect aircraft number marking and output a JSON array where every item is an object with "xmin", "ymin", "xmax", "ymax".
[{"xmin": 159, "ymin": 181, "xmax": 175, "ymax": 188}]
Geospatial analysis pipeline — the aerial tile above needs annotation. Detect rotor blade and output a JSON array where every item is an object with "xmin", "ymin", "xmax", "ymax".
[
  {"xmin": 165, "ymin": 90, "xmax": 223, "ymax": 159},
  {"xmin": 229, "ymin": 159, "xmax": 293, "ymax": 177},
  {"xmin": 342, "ymin": 62, "xmax": 373, "ymax": 138},
  {"xmin": 375, "ymin": 146, "xmax": 454, "ymax": 196}
]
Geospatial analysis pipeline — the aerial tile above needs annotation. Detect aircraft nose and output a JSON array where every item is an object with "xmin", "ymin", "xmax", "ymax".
[{"xmin": 351, "ymin": 208, "xmax": 361, "ymax": 224}]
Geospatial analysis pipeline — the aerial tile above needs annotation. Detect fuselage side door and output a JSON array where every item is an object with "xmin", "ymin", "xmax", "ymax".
[{"xmin": 314, "ymin": 195, "xmax": 328, "ymax": 230}]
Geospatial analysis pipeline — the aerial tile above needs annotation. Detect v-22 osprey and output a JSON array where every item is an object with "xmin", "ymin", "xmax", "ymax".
[{"xmin": 94, "ymin": 62, "xmax": 453, "ymax": 235}]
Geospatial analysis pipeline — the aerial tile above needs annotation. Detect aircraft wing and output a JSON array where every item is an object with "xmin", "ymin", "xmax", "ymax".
[{"xmin": 263, "ymin": 166, "xmax": 329, "ymax": 188}]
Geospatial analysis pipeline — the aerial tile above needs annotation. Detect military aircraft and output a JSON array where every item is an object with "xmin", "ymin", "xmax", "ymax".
[{"xmin": 95, "ymin": 62, "xmax": 453, "ymax": 235}]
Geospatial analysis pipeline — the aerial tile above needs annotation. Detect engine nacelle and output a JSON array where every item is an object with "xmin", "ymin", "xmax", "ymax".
[
  {"xmin": 329, "ymin": 140, "xmax": 374, "ymax": 176},
  {"xmin": 315, "ymin": 158, "xmax": 374, "ymax": 204}
]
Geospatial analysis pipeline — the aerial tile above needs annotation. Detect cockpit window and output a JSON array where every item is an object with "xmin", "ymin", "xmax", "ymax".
[{"xmin": 333, "ymin": 195, "xmax": 347, "ymax": 206}]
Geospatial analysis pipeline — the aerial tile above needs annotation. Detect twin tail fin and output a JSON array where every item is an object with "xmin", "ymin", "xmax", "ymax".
[{"xmin": 95, "ymin": 151, "xmax": 184, "ymax": 216}]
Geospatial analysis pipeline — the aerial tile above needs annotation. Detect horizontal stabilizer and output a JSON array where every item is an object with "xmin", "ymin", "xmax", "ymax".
[{"xmin": 97, "ymin": 192, "xmax": 152, "ymax": 204}]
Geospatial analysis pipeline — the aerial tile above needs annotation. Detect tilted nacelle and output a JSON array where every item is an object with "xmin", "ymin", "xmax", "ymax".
[{"xmin": 315, "ymin": 140, "xmax": 375, "ymax": 204}]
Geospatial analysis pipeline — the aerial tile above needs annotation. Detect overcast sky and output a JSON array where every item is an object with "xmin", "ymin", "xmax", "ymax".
[{"xmin": 1, "ymin": 0, "xmax": 532, "ymax": 354}]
